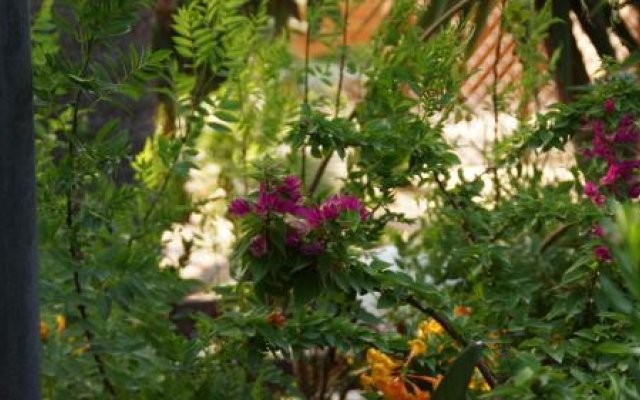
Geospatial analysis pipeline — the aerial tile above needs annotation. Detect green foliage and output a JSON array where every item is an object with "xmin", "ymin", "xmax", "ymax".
[
  {"xmin": 432, "ymin": 343, "xmax": 485, "ymax": 400},
  {"xmin": 34, "ymin": 0, "xmax": 640, "ymax": 399}
]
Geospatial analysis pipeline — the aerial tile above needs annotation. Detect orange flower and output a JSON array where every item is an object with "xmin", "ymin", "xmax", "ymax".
[
  {"xmin": 39, "ymin": 321, "xmax": 49, "ymax": 343},
  {"xmin": 266, "ymin": 311, "xmax": 286, "ymax": 328},
  {"xmin": 362, "ymin": 347, "xmax": 440, "ymax": 400},
  {"xmin": 453, "ymin": 305, "xmax": 472, "ymax": 317},
  {"xmin": 408, "ymin": 373, "xmax": 443, "ymax": 389}
]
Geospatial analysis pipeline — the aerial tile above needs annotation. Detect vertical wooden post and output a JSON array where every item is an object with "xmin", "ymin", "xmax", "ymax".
[{"xmin": 0, "ymin": 1, "xmax": 40, "ymax": 399}]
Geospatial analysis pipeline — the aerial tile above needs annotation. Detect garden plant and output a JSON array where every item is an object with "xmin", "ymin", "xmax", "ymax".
[{"xmin": 30, "ymin": 0, "xmax": 640, "ymax": 399}]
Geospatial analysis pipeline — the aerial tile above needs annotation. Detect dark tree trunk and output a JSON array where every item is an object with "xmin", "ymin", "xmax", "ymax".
[
  {"xmin": 546, "ymin": 0, "xmax": 590, "ymax": 102},
  {"xmin": 0, "ymin": 1, "xmax": 40, "ymax": 399}
]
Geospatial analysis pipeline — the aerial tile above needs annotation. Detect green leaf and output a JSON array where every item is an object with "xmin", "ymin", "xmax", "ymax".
[
  {"xmin": 596, "ymin": 342, "xmax": 640, "ymax": 356},
  {"xmin": 433, "ymin": 342, "xmax": 485, "ymax": 400},
  {"xmin": 292, "ymin": 267, "xmax": 322, "ymax": 306}
]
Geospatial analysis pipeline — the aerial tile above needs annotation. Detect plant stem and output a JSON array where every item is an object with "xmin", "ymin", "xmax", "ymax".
[
  {"xmin": 66, "ymin": 36, "xmax": 116, "ymax": 396},
  {"xmin": 301, "ymin": 1, "xmax": 312, "ymax": 185},
  {"xmin": 420, "ymin": 0, "xmax": 472, "ymax": 41},
  {"xmin": 309, "ymin": 0, "xmax": 350, "ymax": 196},
  {"xmin": 433, "ymin": 172, "xmax": 476, "ymax": 244},
  {"xmin": 491, "ymin": 0, "xmax": 506, "ymax": 206},
  {"xmin": 540, "ymin": 222, "xmax": 579, "ymax": 253}
]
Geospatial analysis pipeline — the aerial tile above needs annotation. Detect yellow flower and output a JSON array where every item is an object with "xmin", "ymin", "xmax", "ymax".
[
  {"xmin": 360, "ymin": 374, "xmax": 375, "ymax": 389},
  {"xmin": 55, "ymin": 314, "xmax": 66, "ymax": 335},
  {"xmin": 408, "ymin": 339, "xmax": 427, "ymax": 360},
  {"xmin": 468, "ymin": 377, "xmax": 491, "ymax": 392},
  {"xmin": 367, "ymin": 348, "xmax": 401, "ymax": 371},
  {"xmin": 468, "ymin": 369, "xmax": 491, "ymax": 392},
  {"xmin": 72, "ymin": 344, "xmax": 90, "ymax": 356},
  {"xmin": 417, "ymin": 319, "xmax": 444, "ymax": 338}
]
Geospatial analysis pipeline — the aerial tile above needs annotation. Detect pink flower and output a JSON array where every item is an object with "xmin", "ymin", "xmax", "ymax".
[
  {"xmin": 594, "ymin": 245, "xmax": 612, "ymax": 262},
  {"xmin": 249, "ymin": 235, "xmax": 268, "ymax": 258},
  {"xmin": 603, "ymin": 98, "xmax": 615, "ymax": 113},
  {"xmin": 600, "ymin": 164, "xmax": 620, "ymax": 186},
  {"xmin": 229, "ymin": 198, "xmax": 252, "ymax": 217},
  {"xmin": 301, "ymin": 241, "xmax": 324, "ymax": 256},
  {"xmin": 591, "ymin": 223, "xmax": 604, "ymax": 238},
  {"xmin": 629, "ymin": 185, "xmax": 640, "ymax": 199}
]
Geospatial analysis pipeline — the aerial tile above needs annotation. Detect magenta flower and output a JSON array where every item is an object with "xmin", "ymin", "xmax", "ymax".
[
  {"xmin": 229, "ymin": 198, "xmax": 252, "ymax": 217},
  {"xmin": 594, "ymin": 245, "xmax": 612, "ymax": 262},
  {"xmin": 581, "ymin": 148, "xmax": 594, "ymax": 160},
  {"xmin": 592, "ymin": 120, "xmax": 605, "ymax": 137},
  {"xmin": 285, "ymin": 230, "xmax": 301, "ymax": 247},
  {"xmin": 617, "ymin": 160, "xmax": 640, "ymax": 177},
  {"xmin": 600, "ymin": 164, "xmax": 620, "ymax": 186},
  {"xmin": 584, "ymin": 182, "xmax": 607, "ymax": 205},
  {"xmin": 614, "ymin": 115, "xmax": 638, "ymax": 142},
  {"xmin": 296, "ymin": 207, "xmax": 324, "ymax": 228},
  {"xmin": 285, "ymin": 216, "xmax": 312, "ymax": 236},
  {"xmin": 592, "ymin": 135, "xmax": 614, "ymax": 161},
  {"xmin": 321, "ymin": 202, "xmax": 340, "ymax": 220},
  {"xmin": 320, "ymin": 194, "xmax": 368, "ymax": 222},
  {"xmin": 255, "ymin": 192, "xmax": 281, "ymax": 215},
  {"xmin": 249, "ymin": 235, "xmax": 268, "ymax": 258},
  {"xmin": 275, "ymin": 199, "xmax": 299, "ymax": 214},
  {"xmin": 591, "ymin": 223, "xmax": 604, "ymax": 238},
  {"xmin": 629, "ymin": 185, "xmax": 640, "ymax": 199},
  {"xmin": 278, "ymin": 175, "xmax": 302, "ymax": 202},
  {"xmin": 593, "ymin": 194, "xmax": 607, "ymax": 206},
  {"xmin": 584, "ymin": 181, "xmax": 599, "ymax": 197},
  {"xmin": 301, "ymin": 241, "xmax": 324, "ymax": 256},
  {"xmin": 603, "ymin": 98, "xmax": 615, "ymax": 113}
]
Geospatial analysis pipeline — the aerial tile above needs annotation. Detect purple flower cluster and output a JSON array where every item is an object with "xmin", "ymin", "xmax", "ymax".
[
  {"xmin": 581, "ymin": 101, "xmax": 640, "ymax": 206},
  {"xmin": 581, "ymin": 99, "xmax": 639, "ymax": 263},
  {"xmin": 228, "ymin": 175, "xmax": 369, "ymax": 259}
]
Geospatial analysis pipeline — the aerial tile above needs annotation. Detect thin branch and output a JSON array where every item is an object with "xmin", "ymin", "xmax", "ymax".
[
  {"xmin": 491, "ymin": 0, "xmax": 506, "ymax": 205},
  {"xmin": 128, "ymin": 101, "xmax": 193, "ymax": 247},
  {"xmin": 404, "ymin": 296, "xmax": 499, "ymax": 389},
  {"xmin": 420, "ymin": 0, "xmax": 473, "ymax": 41},
  {"xmin": 433, "ymin": 172, "xmax": 476, "ymax": 244},
  {"xmin": 66, "ymin": 36, "xmax": 117, "ymax": 396},
  {"xmin": 309, "ymin": 0, "xmax": 350, "ymax": 196},
  {"xmin": 540, "ymin": 222, "xmax": 579, "ymax": 253},
  {"xmin": 301, "ymin": 1, "xmax": 313, "ymax": 185}
]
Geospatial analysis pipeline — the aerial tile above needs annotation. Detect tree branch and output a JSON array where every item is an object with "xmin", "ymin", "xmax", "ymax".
[{"xmin": 404, "ymin": 295, "xmax": 499, "ymax": 389}]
